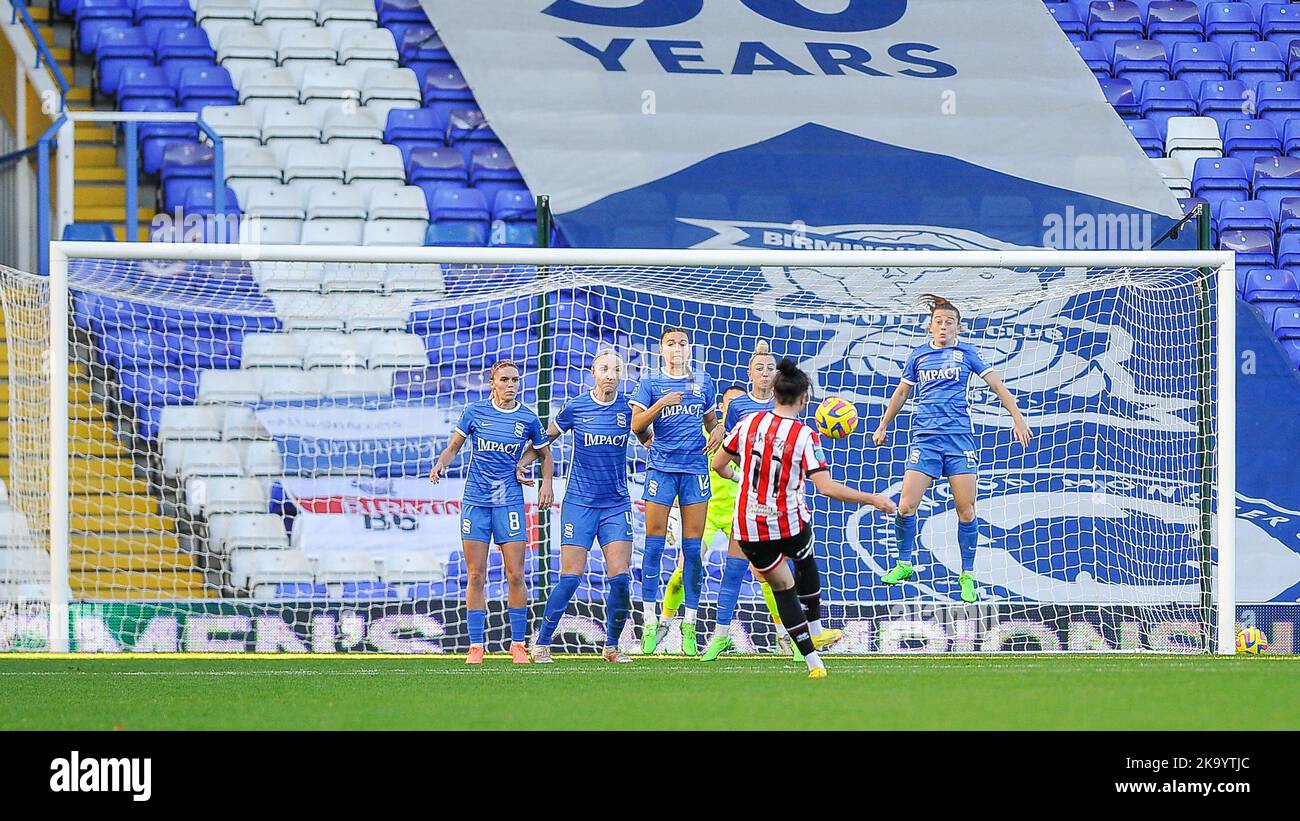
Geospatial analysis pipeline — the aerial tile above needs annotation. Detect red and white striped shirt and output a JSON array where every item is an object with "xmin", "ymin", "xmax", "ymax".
[{"xmin": 724, "ymin": 411, "xmax": 828, "ymax": 542}]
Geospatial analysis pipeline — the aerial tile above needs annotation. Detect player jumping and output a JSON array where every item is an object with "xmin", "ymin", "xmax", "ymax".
[
  {"xmin": 429, "ymin": 360, "xmax": 553, "ymax": 665},
  {"xmin": 712, "ymin": 358, "xmax": 896, "ymax": 677},
  {"xmin": 631, "ymin": 327, "xmax": 725, "ymax": 656},
  {"xmin": 872, "ymin": 294, "xmax": 1032, "ymax": 603},
  {"xmin": 521, "ymin": 350, "xmax": 636, "ymax": 664}
]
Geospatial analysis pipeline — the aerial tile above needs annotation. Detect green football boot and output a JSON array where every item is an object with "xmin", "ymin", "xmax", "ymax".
[
  {"xmin": 959, "ymin": 572, "xmax": 978, "ymax": 603},
  {"xmin": 700, "ymin": 634, "xmax": 732, "ymax": 662},
  {"xmin": 641, "ymin": 617, "xmax": 660, "ymax": 655},
  {"xmin": 681, "ymin": 622, "xmax": 698, "ymax": 657},
  {"xmin": 881, "ymin": 561, "xmax": 914, "ymax": 585}
]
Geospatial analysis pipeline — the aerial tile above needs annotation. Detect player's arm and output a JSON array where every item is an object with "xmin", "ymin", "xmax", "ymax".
[
  {"xmin": 631, "ymin": 392, "xmax": 683, "ymax": 433},
  {"xmin": 872, "ymin": 381, "xmax": 912, "ymax": 446},
  {"xmin": 429, "ymin": 431, "xmax": 467, "ymax": 483},
  {"xmin": 702, "ymin": 409, "xmax": 725, "ymax": 454},
  {"xmin": 810, "ymin": 471, "xmax": 896, "ymax": 514},
  {"xmin": 516, "ymin": 420, "xmax": 564, "ymax": 473},
  {"xmin": 981, "ymin": 371, "xmax": 1032, "ymax": 448},
  {"xmin": 536, "ymin": 443, "xmax": 555, "ymax": 509},
  {"xmin": 709, "ymin": 444, "xmax": 740, "ymax": 481}
]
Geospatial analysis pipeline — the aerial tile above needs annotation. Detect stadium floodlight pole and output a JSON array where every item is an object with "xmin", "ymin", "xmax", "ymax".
[{"xmin": 48, "ymin": 241, "xmax": 70, "ymax": 653}]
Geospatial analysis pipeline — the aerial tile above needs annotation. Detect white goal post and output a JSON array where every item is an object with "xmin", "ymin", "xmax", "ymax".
[{"xmin": 22, "ymin": 243, "xmax": 1236, "ymax": 654}]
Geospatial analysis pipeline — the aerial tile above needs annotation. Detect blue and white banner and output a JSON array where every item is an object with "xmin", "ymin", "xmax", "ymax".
[
  {"xmin": 427, "ymin": 0, "xmax": 1185, "ymax": 250},
  {"xmin": 254, "ymin": 400, "xmax": 457, "ymax": 476}
]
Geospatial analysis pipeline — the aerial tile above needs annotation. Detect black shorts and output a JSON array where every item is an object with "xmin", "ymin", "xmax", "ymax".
[{"xmin": 738, "ymin": 528, "xmax": 813, "ymax": 574}]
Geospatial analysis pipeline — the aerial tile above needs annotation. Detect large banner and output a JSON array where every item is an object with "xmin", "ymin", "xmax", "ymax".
[{"xmin": 426, "ymin": 0, "xmax": 1185, "ymax": 250}]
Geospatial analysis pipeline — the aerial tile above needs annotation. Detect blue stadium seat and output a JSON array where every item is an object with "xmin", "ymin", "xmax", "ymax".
[
  {"xmin": 1223, "ymin": 118, "xmax": 1280, "ymax": 167},
  {"xmin": 401, "ymin": 28, "xmax": 453, "ymax": 85},
  {"xmin": 1113, "ymin": 39, "xmax": 1171, "ymax": 85},
  {"xmin": 1252, "ymin": 154, "xmax": 1300, "ymax": 211},
  {"xmin": 1289, "ymin": 42, "xmax": 1300, "ymax": 80},
  {"xmin": 1216, "ymin": 198, "xmax": 1275, "ymax": 239},
  {"xmin": 377, "ymin": 0, "xmax": 431, "ymax": 49},
  {"xmin": 1272, "ymin": 304, "xmax": 1300, "ymax": 338},
  {"xmin": 1231, "ymin": 40, "xmax": 1286, "ymax": 84},
  {"xmin": 1146, "ymin": 1, "xmax": 1203, "ymax": 49},
  {"xmin": 1281, "ymin": 338, "xmax": 1300, "ymax": 369},
  {"xmin": 156, "ymin": 27, "xmax": 217, "ymax": 78},
  {"xmin": 1204, "ymin": 2, "xmax": 1261, "ymax": 49},
  {"xmin": 1047, "ymin": 2, "xmax": 1087, "ymax": 38},
  {"xmin": 425, "ymin": 186, "xmax": 490, "ymax": 247},
  {"xmin": 117, "ymin": 65, "xmax": 173, "ymax": 107},
  {"xmin": 133, "ymin": 0, "xmax": 190, "ymax": 24},
  {"xmin": 446, "ymin": 107, "xmax": 497, "ymax": 145},
  {"xmin": 160, "ymin": 141, "xmax": 214, "ymax": 209},
  {"xmin": 94, "ymin": 26, "xmax": 152, "ymax": 96},
  {"xmin": 488, "ymin": 221, "xmax": 536, "ymax": 247},
  {"xmin": 1125, "ymin": 118, "xmax": 1165, "ymax": 156},
  {"xmin": 132, "ymin": 98, "xmax": 195, "ymax": 176},
  {"xmin": 1139, "ymin": 79, "xmax": 1196, "ymax": 131},
  {"xmin": 386, "ymin": 108, "xmax": 445, "ymax": 165},
  {"xmin": 1283, "ymin": 117, "xmax": 1300, "ymax": 155},
  {"xmin": 183, "ymin": 185, "xmax": 241, "ymax": 217},
  {"xmin": 141, "ymin": 17, "xmax": 191, "ymax": 47},
  {"xmin": 77, "ymin": 0, "xmax": 133, "ymax": 55},
  {"xmin": 1198, "ymin": 79, "xmax": 1251, "ymax": 131},
  {"xmin": 1099, "ymin": 77, "xmax": 1139, "ymax": 118},
  {"xmin": 179, "ymin": 332, "xmax": 244, "ymax": 369},
  {"xmin": 423, "ymin": 67, "xmax": 474, "ymax": 123},
  {"xmin": 61, "ymin": 222, "xmax": 115, "ymax": 241},
  {"xmin": 117, "ymin": 367, "xmax": 200, "ymax": 407},
  {"xmin": 468, "ymin": 146, "xmax": 523, "ymax": 202},
  {"xmin": 1243, "ymin": 267, "xmax": 1300, "ymax": 302},
  {"xmin": 1075, "ymin": 41, "xmax": 1111, "ymax": 77},
  {"xmin": 407, "ymin": 145, "xmax": 468, "ymax": 188},
  {"xmin": 492, "ymin": 189, "xmax": 535, "ymax": 222},
  {"xmin": 1088, "ymin": 0, "xmax": 1143, "ymax": 54},
  {"xmin": 1256, "ymin": 80, "xmax": 1300, "ymax": 128},
  {"xmin": 1172, "ymin": 42, "xmax": 1230, "ymax": 85},
  {"xmin": 1221, "ymin": 228, "xmax": 1277, "ymax": 269},
  {"xmin": 98, "ymin": 328, "xmax": 178, "ymax": 369},
  {"xmin": 1193, "ymin": 156, "xmax": 1250, "ymax": 211},
  {"xmin": 177, "ymin": 66, "xmax": 236, "ymax": 111},
  {"xmin": 1279, "ymin": 196, "xmax": 1300, "ymax": 235},
  {"xmin": 1261, "ymin": 3, "xmax": 1300, "ymax": 52}
]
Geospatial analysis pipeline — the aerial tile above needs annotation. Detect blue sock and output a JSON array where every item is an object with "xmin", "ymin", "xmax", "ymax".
[
  {"xmin": 467, "ymin": 608, "xmax": 487, "ymax": 648},
  {"xmin": 958, "ymin": 519, "xmax": 979, "ymax": 573},
  {"xmin": 604, "ymin": 572, "xmax": 631, "ymax": 647},
  {"xmin": 508, "ymin": 606, "xmax": 528, "ymax": 645},
  {"xmin": 682, "ymin": 538, "xmax": 703, "ymax": 610},
  {"xmin": 641, "ymin": 535, "xmax": 666, "ymax": 602},
  {"xmin": 896, "ymin": 513, "xmax": 917, "ymax": 564},
  {"xmin": 715, "ymin": 556, "xmax": 749, "ymax": 629},
  {"xmin": 538, "ymin": 574, "xmax": 581, "ymax": 647}
]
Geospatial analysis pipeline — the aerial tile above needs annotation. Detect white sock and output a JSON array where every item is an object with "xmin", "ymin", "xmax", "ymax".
[
  {"xmin": 775, "ymin": 622, "xmax": 789, "ymax": 640},
  {"xmin": 809, "ymin": 619, "xmax": 822, "ymax": 637},
  {"xmin": 683, "ymin": 607, "xmax": 697, "ymax": 625},
  {"xmin": 643, "ymin": 602, "xmax": 657, "ymax": 622},
  {"xmin": 805, "ymin": 650, "xmax": 824, "ymax": 671},
  {"xmin": 712, "ymin": 623, "xmax": 731, "ymax": 643}
]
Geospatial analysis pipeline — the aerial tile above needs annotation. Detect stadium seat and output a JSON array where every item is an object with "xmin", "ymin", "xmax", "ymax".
[
  {"xmin": 196, "ymin": 0, "xmax": 256, "ymax": 45},
  {"xmin": 208, "ymin": 512, "xmax": 287, "ymax": 554},
  {"xmin": 225, "ymin": 146, "xmax": 284, "ymax": 206},
  {"xmin": 377, "ymin": 0, "xmax": 431, "ymax": 47},
  {"xmin": 297, "ymin": 64, "xmax": 363, "ymax": 113},
  {"xmin": 1204, "ymin": 3, "xmax": 1260, "ymax": 49},
  {"xmin": 158, "ymin": 405, "xmax": 226, "ymax": 443},
  {"xmin": 160, "ymin": 141, "xmax": 215, "ymax": 210},
  {"xmin": 1146, "ymin": 1, "xmax": 1203, "ymax": 49},
  {"xmin": 315, "ymin": 263, "xmax": 381, "ymax": 293},
  {"xmin": 1099, "ymin": 77, "xmax": 1139, "ymax": 118},
  {"xmin": 177, "ymin": 441, "xmax": 244, "ymax": 481},
  {"xmin": 1272, "ymin": 305, "xmax": 1300, "ymax": 338},
  {"xmin": 61, "ymin": 222, "xmax": 116, "ymax": 241},
  {"xmin": 283, "ymin": 145, "xmax": 345, "ymax": 196},
  {"xmin": 379, "ymin": 550, "xmax": 445, "ymax": 583},
  {"xmin": 367, "ymin": 185, "xmax": 428, "ymax": 221},
  {"xmin": 1124, "ymin": 118, "xmax": 1164, "ymax": 156},
  {"xmin": 276, "ymin": 25, "xmax": 336, "ymax": 70},
  {"xmin": 183, "ymin": 185, "xmax": 242, "ymax": 218},
  {"xmin": 492, "ymin": 189, "xmax": 536, "ymax": 222},
  {"xmin": 1231, "ymin": 41, "xmax": 1286, "ymax": 85},
  {"xmin": 338, "ymin": 27, "xmax": 399, "ymax": 68},
  {"xmin": 257, "ymin": 369, "xmax": 327, "ymax": 400},
  {"xmin": 1048, "ymin": 2, "xmax": 1086, "ymax": 39},
  {"xmin": 186, "ymin": 477, "xmax": 266, "ymax": 517},
  {"xmin": 178, "ymin": 65, "xmax": 238, "ymax": 111},
  {"xmin": 219, "ymin": 406, "xmax": 269, "ymax": 441},
  {"xmin": 1252, "ymin": 155, "xmax": 1300, "ymax": 211},
  {"xmin": 241, "ymin": 332, "xmax": 304, "ymax": 367},
  {"xmin": 385, "ymin": 107, "xmax": 444, "ymax": 164},
  {"xmin": 254, "ymin": 0, "xmax": 317, "ymax": 43},
  {"xmin": 1074, "ymin": 40, "xmax": 1111, "ymax": 77},
  {"xmin": 343, "ymin": 143, "xmax": 406, "ymax": 198},
  {"xmin": 1139, "ymin": 79, "xmax": 1196, "ymax": 132},
  {"xmin": 1289, "ymin": 42, "xmax": 1300, "ymax": 80},
  {"xmin": 305, "ymin": 183, "xmax": 368, "ymax": 221},
  {"xmin": 446, "ymin": 107, "xmax": 497, "ymax": 145},
  {"xmin": 198, "ymin": 368, "xmax": 263, "ymax": 403},
  {"xmin": 1262, "ymin": 3, "xmax": 1300, "ymax": 52},
  {"xmin": 1216, "ymin": 198, "xmax": 1275, "ymax": 239},
  {"xmin": 1256, "ymin": 80, "xmax": 1300, "ymax": 128},
  {"xmin": 1279, "ymin": 196, "xmax": 1300, "ymax": 236},
  {"xmin": 1087, "ymin": 0, "xmax": 1143, "ymax": 55},
  {"xmin": 360, "ymin": 67, "xmax": 421, "ymax": 121},
  {"xmin": 77, "ymin": 0, "xmax": 134, "ymax": 56},
  {"xmin": 157, "ymin": 27, "xmax": 218, "ymax": 79},
  {"xmin": 1165, "ymin": 116, "xmax": 1223, "ymax": 173},
  {"xmin": 1243, "ymin": 267, "xmax": 1300, "ymax": 303},
  {"xmin": 94, "ymin": 26, "xmax": 153, "ymax": 96},
  {"xmin": 318, "ymin": 0, "xmax": 377, "ymax": 34},
  {"xmin": 215, "ymin": 24, "xmax": 277, "ymax": 84},
  {"xmin": 421, "ymin": 66, "xmax": 473, "ymax": 115},
  {"xmin": 229, "ymin": 548, "xmax": 314, "ymax": 592},
  {"xmin": 322, "ymin": 107, "xmax": 383, "ymax": 158},
  {"xmin": 1113, "ymin": 39, "xmax": 1171, "ymax": 85},
  {"xmin": 1197, "ymin": 79, "xmax": 1251, "ymax": 131},
  {"xmin": 407, "ymin": 145, "xmax": 467, "ymax": 187},
  {"xmin": 244, "ymin": 184, "xmax": 306, "ymax": 221},
  {"xmin": 1220, "ymin": 228, "xmax": 1277, "ymax": 269},
  {"xmin": 1172, "ymin": 42, "xmax": 1230, "ymax": 86},
  {"xmin": 1192, "ymin": 156, "xmax": 1250, "ymax": 207},
  {"xmin": 118, "ymin": 65, "xmax": 175, "ymax": 110},
  {"xmin": 400, "ymin": 27, "xmax": 453, "ymax": 84},
  {"xmin": 300, "ymin": 219, "xmax": 366, "ymax": 245},
  {"xmin": 201, "ymin": 104, "xmax": 261, "ymax": 154},
  {"xmin": 324, "ymin": 368, "xmax": 394, "ymax": 396},
  {"xmin": 383, "ymin": 263, "xmax": 444, "ymax": 293},
  {"xmin": 467, "ymin": 146, "xmax": 523, "ymax": 202},
  {"xmin": 315, "ymin": 551, "xmax": 379, "ymax": 583},
  {"xmin": 1223, "ymin": 118, "xmax": 1281, "ymax": 168}
]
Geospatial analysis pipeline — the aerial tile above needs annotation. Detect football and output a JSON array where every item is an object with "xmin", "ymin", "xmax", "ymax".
[{"xmin": 815, "ymin": 396, "xmax": 859, "ymax": 439}]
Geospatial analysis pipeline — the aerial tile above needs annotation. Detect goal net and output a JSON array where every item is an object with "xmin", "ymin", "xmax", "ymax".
[{"xmin": 2, "ymin": 244, "xmax": 1236, "ymax": 654}]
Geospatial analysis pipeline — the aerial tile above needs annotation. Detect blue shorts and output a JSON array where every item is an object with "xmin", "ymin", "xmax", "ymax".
[
  {"xmin": 460, "ymin": 502, "xmax": 527, "ymax": 545},
  {"xmin": 643, "ymin": 468, "xmax": 712, "ymax": 508},
  {"xmin": 906, "ymin": 433, "xmax": 978, "ymax": 479},
  {"xmin": 560, "ymin": 500, "xmax": 633, "ymax": 550}
]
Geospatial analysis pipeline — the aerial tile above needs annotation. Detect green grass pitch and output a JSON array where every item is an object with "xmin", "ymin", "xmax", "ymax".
[{"xmin": 2, "ymin": 654, "xmax": 1297, "ymax": 730}]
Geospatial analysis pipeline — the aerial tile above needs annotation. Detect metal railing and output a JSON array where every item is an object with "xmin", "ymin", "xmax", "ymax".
[{"xmin": 8, "ymin": 0, "xmax": 69, "ymax": 104}]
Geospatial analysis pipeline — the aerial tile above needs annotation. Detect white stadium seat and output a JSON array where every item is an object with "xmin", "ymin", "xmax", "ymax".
[
  {"xmin": 260, "ymin": 103, "xmax": 324, "ymax": 150},
  {"xmin": 300, "ymin": 219, "xmax": 365, "ymax": 245},
  {"xmin": 209, "ymin": 513, "xmax": 290, "ymax": 554},
  {"xmin": 254, "ymin": 0, "xmax": 318, "ymax": 42},
  {"xmin": 277, "ymin": 25, "xmax": 337, "ymax": 68},
  {"xmin": 259, "ymin": 369, "xmax": 328, "ymax": 401},
  {"xmin": 1165, "ymin": 116, "xmax": 1223, "ymax": 176},
  {"xmin": 197, "ymin": 0, "xmax": 255, "ymax": 45},
  {"xmin": 383, "ymin": 262, "xmax": 445, "ymax": 294},
  {"xmin": 332, "ymin": 294, "xmax": 412, "ymax": 331},
  {"xmin": 368, "ymin": 185, "xmax": 428, "ymax": 221},
  {"xmin": 238, "ymin": 67, "xmax": 300, "ymax": 115},
  {"xmin": 229, "ymin": 548, "xmax": 314, "ymax": 591},
  {"xmin": 283, "ymin": 144, "xmax": 345, "ymax": 196},
  {"xmin": 243, "ymin": 184, "xmax": 306, "ymax": 220},
  {"xmin": 306, "ymin": 183, "xmax": 368, "ymax": 220},
  {"xmin": 299, "ymin": 330, "xmax": 357, "ymax": 368},
  {"xmin": 178, "ymin": 441, "xmax": 245, "ymax": 481},
  {"xmin": 322, "ymin": 106, "xmax": 383, "ymax": 156},
  {"xmin": 200, "ymin": 105, "xmax": 262, "ymax": 155},
  {"xmin": 324, "ymin": 368, "xmax": 393, "ymax": 397},
  {"xmin": 216, "ymin": 24, "xmax": 278, "ymax": 84},
  {"xmin": 1152, "ymin": 157, "xmax": 1192, "ymax": 198},
  {"xmin": 319, "ymin": 261, "xmax": 385, "ymax": 292},
  {"xmin": 0, "ymin": 510, "xmax": 36, "ymax": 550},
  {"xmin": 363, "ymin": 219, "xmax": 427, "ymax": 246},
  {"xmin": 297, "ymin": 64, "xmax": 363, "ymax": 113},
  {"xmin": 360, "ymin": 67, "xmax": 420, "ymax": 121},
  {"xmin": 222, "ymin": 406, "xmax": 271, "ymax": 441},
  {"xmin": 186, "ymin": 476, "xmax": 266, "ymax": 517},
  {"xmin": 379, "ymin": 550, "xmax": 446, "ymax": 583},
  {"xmin": 240, "ymin": 440, "xmax": 283, "ymax": 476},
  {"xmin": 198, "ymin": 369, "xmax": 263, "ymax": 404},
  {"xmin": 315, "ymin": 550, "xmax": 379, "ymax": 582},
  {"xmin": 317, "ymin": 0, "xmax": 377, "ymax": 33},
  {"xmin": 241, "ymin": 332, "xmax": 305, "ymax": 368},
  {"xmin": 0, "ymin": 545, "xmax": 47, "ymax": 576},
  {"xmin": 247, "ymin": 217, "xmax": 303, "ymax": 244},
  {"xmin": 338, "ymin": 27, "xmax": 398, "ymax": 67},
  {"xmin": 225, "ymin": 145, "xmax": 283, "ymax": 206},
  {"xmin": 343, "ymin": 143, "xmax": 405, "ymax": 199},
  {"xmin": 158, "ymin": 406, "xmax": 226, "ymax": 442},
  {"xmin": 366, "ymin": 332, "xmax": 429, "ymax": 368},
  {"xmin": 252, "ymin": 258, "xmax": 323, "ymax": 292},
  {"xmin": 270, "ymin": 294, "xmax": 347, "ymax": 331}
]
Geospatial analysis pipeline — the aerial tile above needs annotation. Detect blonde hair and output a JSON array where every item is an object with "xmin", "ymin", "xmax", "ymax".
[
  {"xmin": 489, "ymin": 359, "xmax": 520, "ymax": 380},
  {"xmin": 749, "ymin": 339, "xmax": 774, "ymax": 365}
]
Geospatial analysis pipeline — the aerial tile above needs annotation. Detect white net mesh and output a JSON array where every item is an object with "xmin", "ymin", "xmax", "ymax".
[{"xmin": 2, "ymin": 251, "xmax": 1228, "ymax": 653}]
